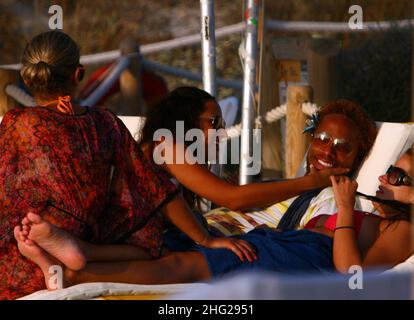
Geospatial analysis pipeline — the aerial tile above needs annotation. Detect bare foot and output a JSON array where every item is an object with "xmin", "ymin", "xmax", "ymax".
[
  {"xmin": 24, "ymin": 212, "xmax": 86, "ymax": 271},
  {"xmin": 14, "ymin": 225, "xmax": 67, "ymax": 290}
]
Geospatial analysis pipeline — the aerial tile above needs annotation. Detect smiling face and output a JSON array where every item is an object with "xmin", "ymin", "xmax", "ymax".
[{"xmin": 307, "ymin": 114, "xmax": 361, "ymax": 172}]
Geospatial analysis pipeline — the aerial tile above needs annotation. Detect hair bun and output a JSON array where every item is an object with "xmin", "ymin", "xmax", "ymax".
[
  {"xmin": 35, "ymin": 60, "xmax": 50, "ymax": 68},
  {"xmin": 20, "ymin": 31, "xmax": 80, "ymax": 96},
  {"xmin": 22, "ymin": 59, "xmax": 53, "ymax": 91}
]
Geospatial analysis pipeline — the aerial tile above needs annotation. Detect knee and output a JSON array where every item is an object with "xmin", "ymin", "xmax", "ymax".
[
  {"xmin": 64, "ymin": 268, "xmax": 78, "ymax": 286},
  {"xmin": 162, "ymin": 252, "xmax": 210, "ymax": 282}
]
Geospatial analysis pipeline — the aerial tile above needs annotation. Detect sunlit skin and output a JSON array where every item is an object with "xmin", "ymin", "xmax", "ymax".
[
  {"xmin": 197, "ymin": 99, "xmax": 226, "ymax": 161},
  {"xmin": 307, "ymin": 114, "xmax": 361, "ymax": 173},
  {"xmin": 374, "ymin": 153, "xmax": 412, "ymax": 216}
]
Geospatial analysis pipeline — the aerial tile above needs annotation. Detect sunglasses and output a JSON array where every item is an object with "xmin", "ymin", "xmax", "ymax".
[
  {"xmin": 386, "ymin": 165, "xmax": 413, "ymax": 186},
  {"xmin": 311, "ymin": 131, "xmax": 354, "ymax": 155},
  {"xmin": 202, "ymin": 115, "xmax": 226, "ymax": 129}
]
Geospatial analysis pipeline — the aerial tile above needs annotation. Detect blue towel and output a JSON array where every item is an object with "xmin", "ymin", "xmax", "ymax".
[{"xmin": 198, "ymin": 228, "xmax": 334, "ymax": 278}]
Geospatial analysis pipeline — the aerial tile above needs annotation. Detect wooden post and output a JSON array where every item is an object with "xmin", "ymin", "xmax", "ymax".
[
  {"xmin": 119, "ymin": 39, "xmax": 147, "ymax": 116},
  {"xmin": 307, "ymin": 37, "xmax": 340, "ymax": 106},
  {"xmin": 0, "ymin": 69, "xmax": 18, "ymax": 116},
  {"xmin": 257, "ymin": 0, "xmax": 283, "ymax": 179},
  {"xmin": 285, "ymin": 85, "xmax": 313, "ymax": 178}
]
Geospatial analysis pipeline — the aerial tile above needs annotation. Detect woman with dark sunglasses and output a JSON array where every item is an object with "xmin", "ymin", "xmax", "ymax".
[
  {"xmin": 375, "ymin": 150, "xmax": 413, "ymax": 200},
  {"xmin": 331, "ymin": 148, "xmax": 412, "ymax": 272},
  {"xmin": 139, "ymin": 86, "xmax": 350, "ymax": 214}
]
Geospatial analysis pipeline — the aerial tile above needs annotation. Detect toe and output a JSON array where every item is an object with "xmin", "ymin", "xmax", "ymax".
[
  {"xmin": 13, "ymin": 225, "xmax": 22, "ymax": 242},
  {"xmin": 27, "ymin": 212, "xmax": 43, "ymax": 224},
  {"xmin": 22, "ymin": 217, "xmax": 30, "ymax": 226},
  {"xmin": 25, "ymin": 239, "xmax": 35, "ymax": 246}
]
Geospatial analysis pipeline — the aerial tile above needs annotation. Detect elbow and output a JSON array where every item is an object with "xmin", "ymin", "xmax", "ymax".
[
  {"xmin": 220, "ymin": 196, "xmax": 248, "ymax": 211},
  {"xmin": 335, "ymin": 264, "xmax": 350, "ymax": 274},
  {"xmin": 334, "ymin": 258, "xmax": 363, "ymax": 274},
  {"xmin": 215, "ymin": 186, "xmax": 253, "ymax": 211},
  {"xmin": 224, "ymin": 200, "xmax": 245, "ymax": 211}
]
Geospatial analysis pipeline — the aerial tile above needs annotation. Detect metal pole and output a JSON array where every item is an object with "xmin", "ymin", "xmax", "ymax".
[
  {"xmin": 200, "ymin": 0, "xmax": 217, "ymax": 96},
  {"xmin": 239, "ymin": 0, "xmax": 259, "ymax": 185}
]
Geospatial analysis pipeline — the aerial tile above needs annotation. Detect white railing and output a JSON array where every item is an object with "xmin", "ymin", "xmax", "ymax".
[
  {"xmin": 266, "ymin": 18, "xmax": 414, "ymax": 32},
  {"xmin": 2, "ymin": 18, "xmax": 413, "ymax": 70}
]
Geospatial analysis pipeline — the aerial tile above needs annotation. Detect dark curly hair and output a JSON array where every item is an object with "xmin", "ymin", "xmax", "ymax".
[
  {"xmin": 316, "ymin": 99, "xmax": 377, "ymax": 170},
  {"xmin": 139, "ymin": 86, "xmax": 216, "ymax": 212},
  {"xmin": 139, "ymin": 86, "xmax": 216, "ymax": 149}
]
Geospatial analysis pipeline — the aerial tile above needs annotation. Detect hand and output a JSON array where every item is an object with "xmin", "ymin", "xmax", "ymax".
[
  {"xmin": 378, "ymin": 175, "xmax": 414, "ymax": 204},
  {"xmin": 199, "ymin": 236, "xmax": 257, "ymax": 262},
  {"xmin": 308, "ymin": 165, "xmax": 350, "ymax": 187},
  {"xmin": 330, "ymin": 175, "xmax": 358, "ymax": 210}
]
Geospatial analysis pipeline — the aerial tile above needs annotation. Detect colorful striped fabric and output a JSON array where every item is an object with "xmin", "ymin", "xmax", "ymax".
[{"xmin": 205, "ymin": 187, "xmax": 372, "ymax": 236}]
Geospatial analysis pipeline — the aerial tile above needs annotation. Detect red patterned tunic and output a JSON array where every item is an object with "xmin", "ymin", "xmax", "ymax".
[{"xmin": 0, "ymin": 107, "xmax": 178, "ymax": 299}]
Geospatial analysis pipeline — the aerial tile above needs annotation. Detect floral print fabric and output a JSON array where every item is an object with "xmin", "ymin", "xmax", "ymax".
[{"xmin": 0, "ymin": 107, "xmax": 178, "ymax": 299}]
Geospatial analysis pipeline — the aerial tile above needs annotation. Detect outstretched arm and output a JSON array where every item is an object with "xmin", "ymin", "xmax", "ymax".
[{"xmin": 165, "ymin": 152, "xmax": 349, "ymax": 211}]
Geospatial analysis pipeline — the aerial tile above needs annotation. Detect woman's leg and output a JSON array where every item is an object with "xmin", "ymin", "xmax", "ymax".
[
  {"xmin": 21, "ymin": 212, "xmax": 152, "ymax": 271},
  {"xmin": 65, "ymin": 251, "xmax": 211, "ymax": 285},
  {"xmin": 17, "ymin": 215, "xmax": 211, "ymax": 288}
]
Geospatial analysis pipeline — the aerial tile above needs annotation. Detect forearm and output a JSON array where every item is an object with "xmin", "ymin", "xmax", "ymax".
[
  {"xmin": 161, "ymin": 195, "xmax": 211, "ymax": 245},
  {"xmin": 333, "ymin": 206, "xmax": 362, "ymax": 273},
  {"xmin": 166, "ymin": 161, "xmax": 325, "ymax": 211},
  {"xmin": 225, "ymin": 175, "xmax": 321, "ymax": 210}
]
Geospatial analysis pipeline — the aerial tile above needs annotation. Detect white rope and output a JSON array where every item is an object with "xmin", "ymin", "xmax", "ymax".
[{"xmin": 226, "ymin": 102, "xmax": 320, "ymax": 138}]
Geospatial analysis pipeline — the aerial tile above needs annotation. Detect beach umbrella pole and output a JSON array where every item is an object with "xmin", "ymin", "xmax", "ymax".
[
  {"xmin": 200, "ymin": 0, "xmax": 217, "ymax": 96},
  {"xmin": 239, "ymin": 0, "xmax": 259, "ymax": 185}
]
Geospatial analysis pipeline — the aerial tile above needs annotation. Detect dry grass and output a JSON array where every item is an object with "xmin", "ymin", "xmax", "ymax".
[{"xmin": 0, "ymin": 0, "xmax": 412, "ymax": 102}]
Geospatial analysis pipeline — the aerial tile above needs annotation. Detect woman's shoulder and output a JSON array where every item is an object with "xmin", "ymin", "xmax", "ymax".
[
  {"xmin": 379, "ymin": 218, "xmax": 412, "ymax": 233},
  {"xmin": 89, "ymin": 106, "xmax": 126, "ymax": 129},
  {"xmin": 1, "ymin": 107, "xmax": 45, "ymax": 127}
]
